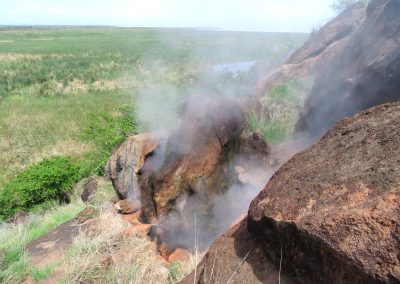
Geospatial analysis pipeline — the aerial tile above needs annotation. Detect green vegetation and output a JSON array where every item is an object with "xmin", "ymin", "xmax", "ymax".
[
  {"xmin": 0, "ymin": 202, "xmax": 85, "ymax": 283},
  {"xmin": 248, "ymin": 78, "xmax": 313, "ymax": 144},
  {"xmin": 169, "ymin": 262, "xmax": 182, "ymax": 283},
  {"xmin": 0, "ymin": 27, "xmax": 307, "ymax": 200},
  {"xmin": 0, "ymin": 156, "xmax": 80, "ymax": 220},
  {"xmin": 0, "ymin": 178, "xmax": 116, "ymax": 283},
  {"xmin": 0, "ymin": 91, "xmax": 139, "ymax": 219}
]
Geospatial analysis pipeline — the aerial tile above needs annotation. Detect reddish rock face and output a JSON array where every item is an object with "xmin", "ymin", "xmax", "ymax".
[
  {"xmin": 168, "ymin": 248, "xmax": 191, "ymax": 264},
  {"xmin": 185, "ymin": 103, "xmax": 400, "ymax": 284},
  {"xmin": 296, "ymin": 0, "xmax": 400, "ymax": 139},
  {"xmin": 149, "ymin": 97, "xmax": 245, "ymax": 218},
  {"xmin": 254, "ymin": 2, "xmax": 367, "ymax": 95},
  {"xmin": 249, "ymin": 103, "xmax": 400, "ymax": 283},
  {"xmin": 107, "ymin": 97, "xmax": 272, "ymax": 250},
  {"xmin": 114, "ymin": 199, "xmax": 141, "ymax": 214}
]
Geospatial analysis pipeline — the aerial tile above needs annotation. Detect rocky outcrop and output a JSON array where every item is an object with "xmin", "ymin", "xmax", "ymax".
[
  {"xmin": 249, "ymin": 102, "xmax": 400, "ymax": 283},
  {"xmin": 106, "ymin": 132, "xmax": 162, "ymax": 200},
  {"xmin": 107, "ymin": 97, "xmax": 272, "ymax": 249},
  {"xmin": 255, "ymin": 2, "xmax": 367, "ymax": 95},
  {"xmin": 186, "ymin": 102, "xmax": 400, "ymax": 283},
  {"xmin": 149, "ymin": 97, "xmax": 245, "ymax": 219},
  {"xmin": 296, "ymin": 0, "xmax": 400, "ymax": 139}
]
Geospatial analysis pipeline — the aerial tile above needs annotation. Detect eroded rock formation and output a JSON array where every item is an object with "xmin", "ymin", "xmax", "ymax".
[
  {"xmin": 254, "ymin": 2, "xmax": 367, "ymax": 95},
  {"xmin": 107, "ymin": 97, "xmax": 272, "ymax": 251},
  {"xmin": 296, "ymin": 0, "xmax": 400, "ymax": 138}
]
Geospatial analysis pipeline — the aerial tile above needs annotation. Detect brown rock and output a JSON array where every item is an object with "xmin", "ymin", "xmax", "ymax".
[
  {"xmin": 115, "ymin": 199, "xmax": 141, "ymax": 214},
  {"xmin": 106, "ymin": 132, "xmax": 162, "ymax": 200},
  {"xmin": 296, "ymin": 0, "xmax": 400, "ymax": 139},
  {"xmin": 181, "ymin": 219, "xmax": 296, "ymax": 283},
  {"xmin": 121, "ymin": 211, "xmax": 142, "ymax": 226},
  {"xmin": 26, "ymin": 218, "xmax": 94, "ymax": 269},
  {"xmin": 75, "ymin": 207, "xmax": 97, "ymax": 224},
  {"xmin": 158, "ymin": 241, "xmax": 172, "ymax": 260},
  {"xmin": 249, "ymin": 103, "xmax": 400, "ymax": 283},
  {"xmin": 254, "ymin": 2, "xmax": 367, "ymax": 95},
  {"xmin": 107, "ymin": 97, "xmax": 272, "ymax": 250},
  {"xmin": 133, "ymin": 224, "xmax": 152, "ymax": 238},
  {"xmin": 81, "ymin": 178, "xmax": 99, "ymax": 203},
  {"xmin": 150, "ymin": 98, "xmax": 245, "ymax": 218},
  {"xmin": 157, "ymin": 255, "xmax": 170, "ymax": 267},
  {"xmin": 123, "ymin": 226, "xmax": 135, "ymax": 236},
  {"xmin": 168, "ymin": 248, "xmax": 191, "ymax": 264}
]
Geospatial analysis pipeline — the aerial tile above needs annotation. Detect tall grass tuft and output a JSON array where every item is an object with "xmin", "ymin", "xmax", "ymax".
[{"xmin": 248, "ymin": 78, "xmax": 313, "ymax": 144}]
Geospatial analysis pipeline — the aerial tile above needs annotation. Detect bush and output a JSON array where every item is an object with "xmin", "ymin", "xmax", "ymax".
[{"xmin": 0, "ymin": 156, "xmax": 81, "ymax": 220}]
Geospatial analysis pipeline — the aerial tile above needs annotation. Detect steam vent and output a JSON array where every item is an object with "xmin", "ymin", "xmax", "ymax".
[{"xmin": 107, "ymin": 97, "xmax": 273, "ymax": 254}]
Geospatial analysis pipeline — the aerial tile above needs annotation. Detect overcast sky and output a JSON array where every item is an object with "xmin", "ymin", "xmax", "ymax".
[{"xmin": 0, "ymin": 0, "xmax": 337, "ymax": 32}]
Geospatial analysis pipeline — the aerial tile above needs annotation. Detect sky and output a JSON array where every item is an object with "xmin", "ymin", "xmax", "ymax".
[{"xmin": 0, "ymin": 0, "xmax": 337, "ymax": 33}]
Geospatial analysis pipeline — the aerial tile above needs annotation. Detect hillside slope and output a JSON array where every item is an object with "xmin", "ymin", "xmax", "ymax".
[{"xmin": 296, "ymin": 0, "xmax": 400, "ymax": 138}]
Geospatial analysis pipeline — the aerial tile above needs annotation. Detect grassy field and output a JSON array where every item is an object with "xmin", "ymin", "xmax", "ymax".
[{"xmin": 0, "ymin": 27, "xmax": 307, "ymax": 188}]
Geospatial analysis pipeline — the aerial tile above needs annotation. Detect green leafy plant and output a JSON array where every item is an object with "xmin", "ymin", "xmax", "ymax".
[{"xmin": 0, "ymin": 156, "xmax": 81, "ymax": 220}]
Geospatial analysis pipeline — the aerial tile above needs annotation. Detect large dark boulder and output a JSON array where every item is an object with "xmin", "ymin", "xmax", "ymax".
[
  {"xmin": 249, "ymin": 103, "xmax": 400, "ymax": 283},
  {"xmin": 296, "ymin": 0, "xmax": 400, "ymax": 139}
]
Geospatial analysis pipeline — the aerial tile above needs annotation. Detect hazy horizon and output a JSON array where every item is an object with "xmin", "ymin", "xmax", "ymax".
[{"xmin": 0, "ymin": 0, "xmax": 337, "ymax": 33}]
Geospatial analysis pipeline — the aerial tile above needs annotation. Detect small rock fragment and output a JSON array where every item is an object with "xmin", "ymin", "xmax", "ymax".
[{"xmin": 115, "ymin": 199, "xmax": 141, "ymax": 214}]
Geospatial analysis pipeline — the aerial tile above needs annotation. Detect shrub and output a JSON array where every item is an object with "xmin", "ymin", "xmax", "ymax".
[{"xmin": 0, "ymin": 156, "xmax": 81, "ymax": 220}]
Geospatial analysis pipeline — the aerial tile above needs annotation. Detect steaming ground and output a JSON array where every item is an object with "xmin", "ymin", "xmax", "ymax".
[
  {"xmin": 132, "ymin": 35, "xmax": 311, "ymax": 250},
  {"xmin": 158, "ymin": 159, "xmax": 275, "ymax": 251}
]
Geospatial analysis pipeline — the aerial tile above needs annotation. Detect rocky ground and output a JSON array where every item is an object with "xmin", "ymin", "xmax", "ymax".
[{"xmin": 184, "ymin": 102, "xmax": 400, "ymax": 284}]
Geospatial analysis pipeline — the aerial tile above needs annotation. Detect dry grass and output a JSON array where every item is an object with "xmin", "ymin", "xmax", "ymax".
[
  {"xmin": 60, "ymin": 210, "xmax": 168, "ymax": 283},
  {"xmin": 0, "ymin": 53, "xmax": 73, "ymax": 62},
  {"xmin": 0, "ymin": 201, "xmax": 86, "ymax": 283},
  {"xmin": 57, "ymin": 208, "xmax": 204, "ymax": 283}
]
